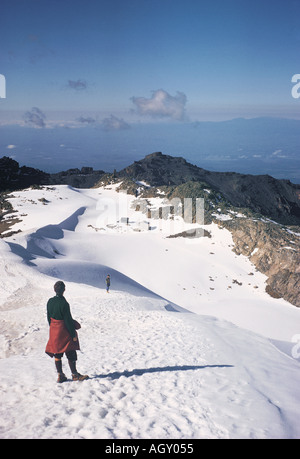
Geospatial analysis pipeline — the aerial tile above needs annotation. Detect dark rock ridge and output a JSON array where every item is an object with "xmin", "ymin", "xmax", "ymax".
[
  {"xmin": 0, "ymin": 156, "xmax": 49, "ymax": 192},
  {"xmin": 0, "ymin": 157, "xmax": 105, "ymax": 191},
  {"xmin": 118, "ymin": 152, "xmax": 300, "ymax": 226},
  {"xmin": 48, "ymin": 166, "xmax": 105, "ymax": 188}
]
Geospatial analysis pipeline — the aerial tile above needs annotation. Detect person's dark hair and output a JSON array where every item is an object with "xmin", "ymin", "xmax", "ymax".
[{"xmin": 54, "ymin": 281, "xmax": 65, "ymax": 296}]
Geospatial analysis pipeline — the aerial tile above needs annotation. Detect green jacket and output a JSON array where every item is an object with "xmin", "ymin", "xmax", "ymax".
[{"xmin": 47, "ymin": 295, "xmax": 76, "ymax": 338}]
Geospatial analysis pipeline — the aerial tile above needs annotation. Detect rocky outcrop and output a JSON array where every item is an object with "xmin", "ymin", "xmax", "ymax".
[
  {"xmin": 0, "ymin": 156, "xmax": 49, "ymax": 192},
  {"xmin": 0, "ymin": 156, "xmax": 106, "ymax": 191},
  {"xmin": 118, "ymin": 152, "xmax": 207, "ymax": 186},
  {"xmin": 118, "ymin": 152, "xmax": 300, "ymax": 225},
  {"xmin": 49, "ymin": 167, "xmax": 105, "ymax": 188},
  {"xmin": 218, "ymin": 217, "xmax": 300, "ymax": 307}
]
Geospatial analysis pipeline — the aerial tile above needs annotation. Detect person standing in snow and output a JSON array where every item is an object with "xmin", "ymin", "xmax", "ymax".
[
  {"xmin": 106, "ymin": 274, "xmax": 111, "ymax": 293},
  {"xmin": 45, "ymin": 281, "xmax": 88, "ymax": 383}
]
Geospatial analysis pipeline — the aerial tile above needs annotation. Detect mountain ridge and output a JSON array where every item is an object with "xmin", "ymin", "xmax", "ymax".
[
  {"xmin": 117, "ymin": 152, "xmax": 300, "ymax": 226},
  {"xmin": 1, "ymin": 152, "xmax": 300, "ymax": 226}
]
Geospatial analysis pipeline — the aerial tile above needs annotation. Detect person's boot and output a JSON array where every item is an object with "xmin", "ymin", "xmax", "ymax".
[
  {"xmin": 72, "ymin": 372, "xmax": 89, "ymax": 381},
  {"xmin": 57, "ymin": 373, "xmax": 68, "ymax": 383},
  {"xmin": 68, "ymin": 359, "xmax": 89, "ymax": 381},
  {"xmin": 55, "ymin": 358, "xmax": 67, "ymax": 383}
]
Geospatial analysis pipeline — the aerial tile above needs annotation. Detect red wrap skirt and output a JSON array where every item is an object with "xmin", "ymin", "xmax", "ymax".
[{"xmin": 45, "ymin": 319, "xmax": 80, "ymax": 357}]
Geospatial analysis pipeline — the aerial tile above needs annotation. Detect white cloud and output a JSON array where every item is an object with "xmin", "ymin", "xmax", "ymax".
[
  {"xmin": 7, "ymin": 144, "xmax": 16, "ymax": 149},
  {"xmin": 271, "ymin": 149, "xmax": 288, "ymax": 158},
  {"xmin": 131, "ymin": 89, "xmax": 187, "ymax": 121}
]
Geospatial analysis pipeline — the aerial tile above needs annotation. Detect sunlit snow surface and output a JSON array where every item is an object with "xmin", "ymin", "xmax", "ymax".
[{"xmin": 0, "ymin": 184, "xmax": 299, "ymax": 439}]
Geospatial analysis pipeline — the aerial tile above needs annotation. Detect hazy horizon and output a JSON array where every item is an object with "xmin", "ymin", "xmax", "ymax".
[{"xmin": 1, "ymin": 116, "xmax": 299, "ymax": 183}]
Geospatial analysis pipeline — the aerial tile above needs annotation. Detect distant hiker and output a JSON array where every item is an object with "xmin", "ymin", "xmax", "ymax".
[
  {"xmin": 106, "ymin": 274, "xmax": 111, "ymax": 293},
  {"xmin": 45, "ymin": 281, "xmax": 89, "ymax": 383}
]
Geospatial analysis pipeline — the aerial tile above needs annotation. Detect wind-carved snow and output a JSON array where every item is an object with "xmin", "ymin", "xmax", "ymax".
[{"xmin": 0, "ymin": 184, "xmax": 299, "ymax": 439}]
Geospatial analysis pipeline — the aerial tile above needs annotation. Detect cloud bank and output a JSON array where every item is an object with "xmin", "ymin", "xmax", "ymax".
[{"xmin": 131, "ymin": 89, "xmax": 187, "ymax": 121}]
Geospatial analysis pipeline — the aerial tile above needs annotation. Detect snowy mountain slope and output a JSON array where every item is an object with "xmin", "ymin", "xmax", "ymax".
[{"xmin": 0, "ymin": 184, "xmax": 300, "ymax": 439}]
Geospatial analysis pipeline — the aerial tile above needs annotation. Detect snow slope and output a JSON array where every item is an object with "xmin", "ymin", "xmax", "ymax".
[{"xmin": 0, "ymin": 184, "xmax": 299, "ymax": 439}]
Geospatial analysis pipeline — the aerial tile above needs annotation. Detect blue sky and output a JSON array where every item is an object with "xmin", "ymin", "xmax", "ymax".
[
  {"xmin": 1, "ymin": 0, "xmax": 300, "ymax": 124},
  {"xmin": 0, "ymin": 0, "xmax": 299, "ymax": 182}
]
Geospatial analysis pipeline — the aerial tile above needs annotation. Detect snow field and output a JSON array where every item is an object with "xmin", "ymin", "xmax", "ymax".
[{"xmin": 0, "ymin": 184, "xmax": 299, "ymax": 439}]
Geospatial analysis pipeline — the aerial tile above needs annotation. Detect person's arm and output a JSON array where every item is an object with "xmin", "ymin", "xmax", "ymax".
[
  {"xmin": 46, "ymin": 299, "xmax": 52, "ymax": 325},
  {"xmin": 62, "ymin": 298, "xmax": 77, "ymax": 338}
]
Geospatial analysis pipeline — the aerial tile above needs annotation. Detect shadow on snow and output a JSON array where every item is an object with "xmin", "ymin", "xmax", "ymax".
[{"xmin": 91, "ymin": 364, "xmax": 234, "ymax": 380}]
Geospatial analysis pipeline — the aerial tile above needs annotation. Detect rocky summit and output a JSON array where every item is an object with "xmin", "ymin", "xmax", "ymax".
[{"xmin": 118, "ymin": 152, "xmax": 300, "ymax": 226}]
